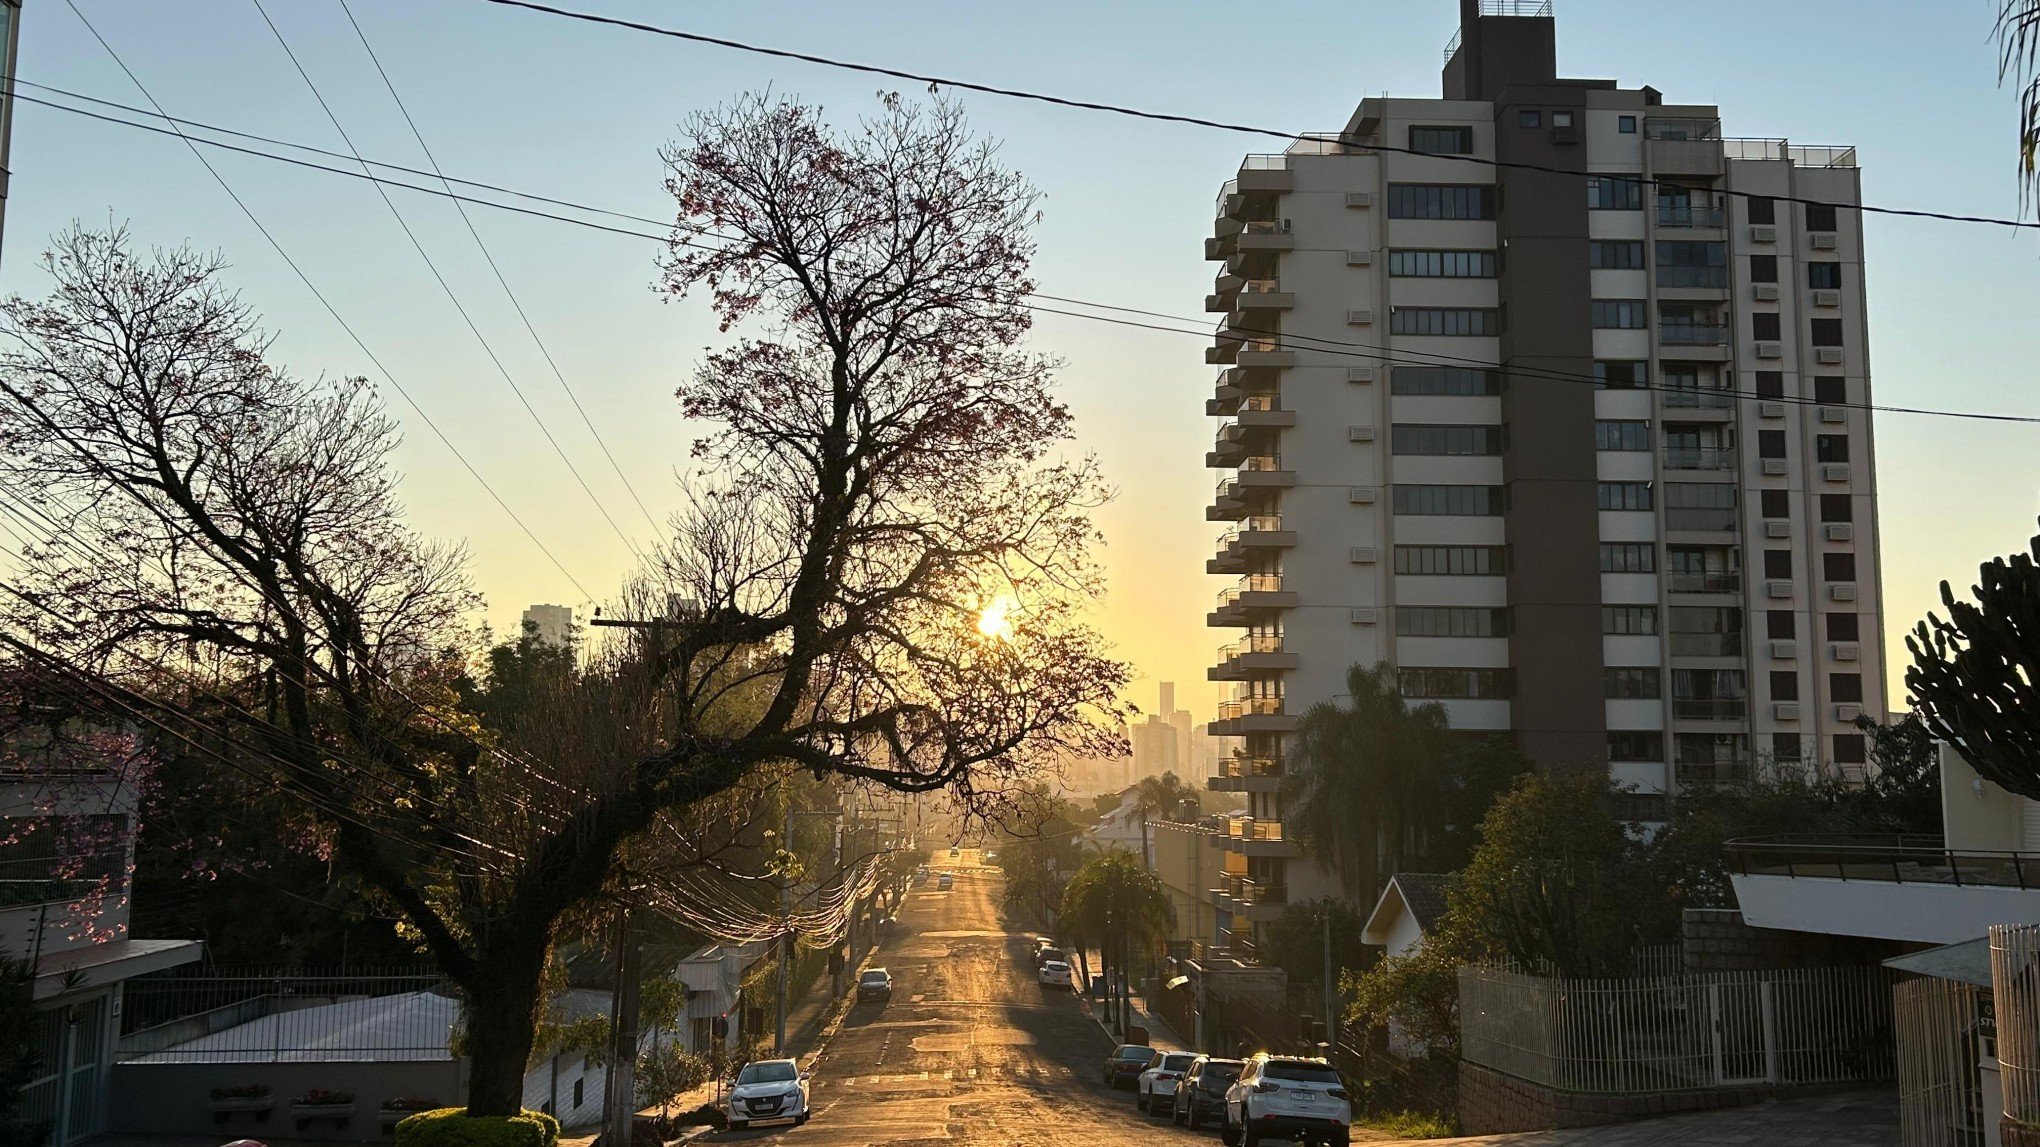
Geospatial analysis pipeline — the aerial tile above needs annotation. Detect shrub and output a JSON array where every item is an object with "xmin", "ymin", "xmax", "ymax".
[
  {"xmin": 393, "ymin": 1108, "xmax": 561, "ymax": 1147},
  {"xmin": 208, "ymin": 1084, "xmax": 271, "ymax": 1100},
  {"xmin": 382, "ymin": 1096, "xmax": 441, "ymax": 1112},
  {"xmin": 297, "ymin": 1089, "xmax": 355, "ymax": 1105}
]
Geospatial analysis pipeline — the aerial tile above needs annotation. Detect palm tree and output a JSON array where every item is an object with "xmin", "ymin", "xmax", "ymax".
[
  {"xmin": 1999, "ymin": 2, "xmax": 2040, "ymax": 208},
  {"xmin": 1280, "ymin": 662, "xmax": 1454, "ymax": 899},
  {"xmin": 1060, "ymin": 849, "xmax": 1175, "ymax": 1035},
  {"xmin": 1129, "ymin": 772, "xmax": 1199, "ymax": 868}
]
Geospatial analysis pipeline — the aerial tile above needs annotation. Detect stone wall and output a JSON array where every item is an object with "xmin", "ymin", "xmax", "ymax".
[
  {"xmin": 1458, "ymin": 1061, "xmax": 1876, "ymax": 1135},
  {"xmin": 1682, "ymin": 907, "xmax": 1899, "ymax": 972}
]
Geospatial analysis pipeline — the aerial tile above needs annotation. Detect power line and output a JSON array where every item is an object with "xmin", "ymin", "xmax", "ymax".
[
  {"xmin": 333, "ymin": 0, "xmax": 666, "ymax": 537},
  {"xmin": 246, "ymin": 0, "xmax": 646, "ymax": 562},
  {"xmin": 471, "ymin": 0, "xmax": 2036, "ymax": 232},
  {"xmin": 56, "ymin": 0, "xmax": 600, "ymax": 603}
]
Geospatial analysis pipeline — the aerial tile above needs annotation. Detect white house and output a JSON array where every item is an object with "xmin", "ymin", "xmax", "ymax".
[{"xmin": 1359, "ymin": 873, "xmax": 1451, "ymax": 959}]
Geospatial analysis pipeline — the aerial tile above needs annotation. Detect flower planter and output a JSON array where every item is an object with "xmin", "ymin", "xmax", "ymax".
[
  {"xmin": 208, "ymin": 1095, "xmax": 274, "ymax": 1124},
  {"xmin": 291, "ymin": 1101, "xmax": 355, "ymax": 1131}
]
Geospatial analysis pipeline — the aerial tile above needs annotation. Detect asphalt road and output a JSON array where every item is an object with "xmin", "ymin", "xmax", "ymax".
[{"xmin": 708, "ymin": 849, "xmax": 1211, "ymax": 1146}]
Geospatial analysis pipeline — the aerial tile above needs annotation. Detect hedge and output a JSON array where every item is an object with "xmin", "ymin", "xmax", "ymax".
[{"xmin": 393, "ymin": 1108, "xmax": 561, "ymax": 1147}]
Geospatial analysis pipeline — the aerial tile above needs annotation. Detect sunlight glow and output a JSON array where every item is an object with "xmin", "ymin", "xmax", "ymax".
[{"xmin": 976, "ymin": 595, "xmax": 1019, "ymax": 642}]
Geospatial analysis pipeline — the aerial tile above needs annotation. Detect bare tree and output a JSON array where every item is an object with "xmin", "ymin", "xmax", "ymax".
[{"xmin": 0, "ymin": 89, "xmax": 1125, "ymax": 1119}]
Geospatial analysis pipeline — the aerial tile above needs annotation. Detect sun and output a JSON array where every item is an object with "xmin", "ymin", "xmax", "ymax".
[{"xmin": 976, "ymin": 595, "xmax": 1019, "ymax": 642}]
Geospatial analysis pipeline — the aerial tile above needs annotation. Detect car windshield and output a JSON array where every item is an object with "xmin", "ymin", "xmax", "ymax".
[
  {"xmin": 736, "ymin": 1061, "xmax": 799, "ymax": 1085},
  {"xmin": 860, "ymin": 972, "xmax": 888, "ymax": 984},
  {"xmin": 1163, "ymin": 1054, "xmax": 1197, "ymax": 1071},
  {"xmin": 1204, "ymin": 1061, "xmax": 1243, "ymax": 1081},
  {"xmin": 1115, "ymin": 1046, "xmax": 1153, "ymax": 1061},
  {"xmin": 1262, "ymin": 1062, "xmax": 1341, "ymax": 1083},
  {"xmin": 1044, "ymin": 961, "xmax": 1067, "ymax": 970}
]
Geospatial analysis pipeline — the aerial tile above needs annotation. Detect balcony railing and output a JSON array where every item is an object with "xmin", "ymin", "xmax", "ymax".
[
  {"xmin": 1239, "ymin": 454, "xmax": 1285, "ymax": 473},
  {"xmin": 1216, "ymin": 574, "xmax": 1285, "ymax": 609},
  {"xmin": 1223, "ymin": 818, "xmax": 1286, "ymax": 842},
  {"xmin": 1238, "ymin": 337, "xmax": 1283, "ymax": 356},
  {"xmin": 1214, "ymin": 755, "xmax": 1282, "ymax": 780},
  {"xmin": 1678, "ymin": 758, "xmax": 1752, "ymax": 784},
  {"xmin": 1656, "ymin": 206, "xmax": 1726, "ymax": 229},
  {"xmin": 1672, "ymin": 698, "xmax": 1748, "ymax": 720},
  {"xmin": 1726, "ymin": 835, "xmax": 2040, "ymax": 888},
  {"xmin": 1243, "ymin": 513, "xmax": 1283, "ymax": 533},
  {"xmin": 1217, "ymin": 634, "xmax": 1286, "ymax": 661},
  {"xmin": 1665, "ymin": 508, "xmax": 1737, "ymax": 533},
  {"xmin": 1658, "ymin": 322, "xmax": 1728, "ymax": 346},
  {"xmin": 1238, "ymin": 393, "xmax": 1283, "ymax": 413},
  {"xmin": 1240, "ymin": 219, "xmax": 1289, "ymax": 235},
  {"xmin": 1656, "ymin": 266, "xmax": 1729, "ymax": 289},
  {"xmin": 1669, "ymin": 632, "xmax": 1741, "ymax": 657},
  {"xmin": 1664, "ymin": 446, "xmax": 1736, "ymax": 470},
  {"xmin": 1239, "ymin": 279, "xmax": 1283, "ymax": 296},
  {"xmin": 1216, "ymin": 697, "xmax": 1285, "ymax": 721},
  {"xmin": 1214, "ymin": 477, "xmax": 1239, "ymax": 503},
  {"xmin": 1645, "ymin": 118, "xmax": 1722, "ymax": 141},
  {"xmin": 1663, "ymin": 387, "xmax": 1733, "ymax": 409},
  {"xmin": 1241, "ymin": 155, "xmax": 1289, "ymax": 171},
  {"xmin": 1720, "ymin": 140, "xmax": 1859, "ymax": 168},
  {"xmin": 1215, "ymin": 178, "xmax": 1239, "ymax": 219},
  {"xmin": 1666, "ymin": 571, "xmax": 1740, "ymax": 594}
]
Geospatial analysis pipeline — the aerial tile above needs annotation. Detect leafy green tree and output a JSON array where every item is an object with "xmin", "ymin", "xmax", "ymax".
[
  {"xmin": 1260, "ymin": 899, "xmax": 1373, "ymax": 1006},
  {"xmin": 1060, "ymin": 849, "xmax": 1174, "ymax": 1032},
  {"xmin": 1908, "ymin": 522, "xmax": 2040, "ymax": 799},
  {"xmin": 996, "ymin": 788, "xmax": 1090, "ymax": 927}
]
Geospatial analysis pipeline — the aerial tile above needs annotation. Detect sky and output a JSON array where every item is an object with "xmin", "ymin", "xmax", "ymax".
[{"xmin": 8, "ymin": 0, "xmax": 2039, "ymax": 729}]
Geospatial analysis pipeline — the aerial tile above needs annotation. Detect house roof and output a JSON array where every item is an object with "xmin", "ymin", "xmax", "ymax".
[
  {"xmin": 1884, "ymin": 936, "xmax": 1993, "ymax": 988},
  {"xmin": 1359, "ymin": 873, "xmax": 1451, "ymax": 946}
]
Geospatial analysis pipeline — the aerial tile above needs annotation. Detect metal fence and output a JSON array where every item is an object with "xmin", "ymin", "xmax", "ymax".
[
  {"xmin": 118, "ymin": 967, "xmax": 453, "ymax": 1063},
  {"xmin": 1895, "ymin": 975, "xmax": 1991, "ymax": 1147},
  {"xmin": 1460, "ymin": 965, "xmax": 1894, "ymax": 1095},
  {"xmin": 1993, "ymin": 923, "xmax": 2040, "ymax": 1125}
]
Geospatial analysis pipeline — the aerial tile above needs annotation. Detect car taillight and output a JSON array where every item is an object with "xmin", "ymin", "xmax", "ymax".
[
  {"xmin": 1254, "ymin": 1082, "xmax": 1280, "ymax": 1093},
  {"xmin": 1328, "ymin": 1088, "xmax": 1348, "ymax": 1099}
]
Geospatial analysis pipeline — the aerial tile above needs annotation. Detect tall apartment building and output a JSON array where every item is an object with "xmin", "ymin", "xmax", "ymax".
[
  {"xmin": 1203, "ymin": 0, "xmax": 1885, "ymax": 949},
  {"xmin": 521, "ymin": 602, "xmax": 576, "ymax": 649}
]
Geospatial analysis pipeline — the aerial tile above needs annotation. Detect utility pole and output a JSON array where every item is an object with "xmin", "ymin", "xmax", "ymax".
[
  {"xmin": 776, "ymin": 796, "xmax": 791, "ymax": 1055},
  {"xmin": 604, "ymin": 904, "xmax": 642, "ymax": 1142},
  {"xmin": 1321, "ymin": 906, "xmax": 1334, "ymax": 1057}
]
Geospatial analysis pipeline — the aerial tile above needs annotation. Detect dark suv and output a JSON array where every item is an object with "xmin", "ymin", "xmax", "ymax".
[
  {"xmin": 856, "ymin": 968, "xmax": 892, "ymax": 1002},
  {"xmin": 1102, "ymin": 1043, "xmax": 1153, "ymax": 1089},
  {"xmin": 1172, "ymin": 1055, "xmax": 1243, "ymax": 1130}
]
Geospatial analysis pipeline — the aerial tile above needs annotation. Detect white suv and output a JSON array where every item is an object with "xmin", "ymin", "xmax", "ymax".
[{"xmin": 1221, "ymin": 1054, "xmax": 1350, "ymax": 1147}]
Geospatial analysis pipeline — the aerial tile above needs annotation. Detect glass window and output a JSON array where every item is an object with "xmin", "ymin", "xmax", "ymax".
[
  {"xmin": 1391, "ymin": 366, "xmax": 1499, "ymax": 395},
  {"xmin": 1817, "ymin": 435, "xmax": 1851, "ymax": 463},
  {"xmin": 1597, "ymin": 482, "xmax": 1654, "ymax": 511},
  {"xmin": 1590, "ymin": 240, "xmax": 1647, "ymax": 269},
  {"xmin": 1392, "ymin": 424, "xmax": 1504, "ymax": 455},
  {"xmin": 1600, "ymin": 543, "xmax": 1656, "ymax": 572},
  {"xmin": 1833, "ymin": 733, "xmax": 1867, "ymax": 765},
  {"xmin": 1397, "ymin": 667, "xmax": 1513, "ymax": 699},
  {"xmin": 1394, "ymin": 545, "xmax": 1508, "ymax": 575},
  {"xmin": 1808, "ymin": 262, "xmax": 1843, "ymax": 290},
  {"xmin": 1752, "ymin": 312, "xmax": 1782, "ymax": 341},
  {"xmin": 1772, "ymin": 732, "xmax": 1804, "ymax": 760},
  {"xmin": 1552, "ymin": 110, "xmax": 1575, "ymax": 128},
  {"xmin": 1831, "ymin": 674, "xmax": 1864, "ymax": 703},
  {"xmin": 1390, "ymin": 308, "xmax": 1499, "ymax": 336},
  {"xmin": 1767, "ymin": 610, "xmax": 1795, "ymax": 639},
  {"xmin": 1757, "ymin": 430, "xmax": 1786, "ymax": 459},
  {"xmin": 1754, "ymin": 371, "xmax": 1785, "ymax": 398},
  {"xmin": 1664, "ymin": 483, "xmax": 1736, "ymax": 531},
  {"xmin": 1391, "ymin": 485, "xmax": 1506, "ymax": 515},
  {"xmin": 1410, "ymin": 126, "xmax": 1474, "ymax": 154},
  {"xmin": 1760, "ymin": 489, "xmax": 1790, "ymax": 518},
  {"xmin": 1749, "ymin": 254, "xmax": 1778, "ymax": 283},
  {"xmin": 1618, "ymin": 115, "xmax": 1638, "ymax": 134},
  {"xmin": 1827, "ymin": 612, "xmax": 1860, "ymax": 642},
  {"xmin": 1397, "ymin": 606, "xmax": 1511, "ymax": 637},
  {"xmin": 1591, "ymin": 300, "xmax": 1648, "ymax": 329},
  {"xmin": 1602, "ymin": 606, "xmax": 1658, "ymax": 635},
  {"xmin": 1608, "ymin": 731, "xmax": 1664, "ymax": 761},
  {"xmin": 1606, "ymin": 667, "xmax": 1661, "ymax": 699},
  {"xmin": 1747, "ymin": 196, "xmax": 1776, "ymax": 225},
  {"xmin": 1519, "ymin": 110, "xmax": 1542, "ymax": 128},
  {"xmin": 1814, "ymin": 377, "xmax": 1847, "ymax": 406},
  {"xmin": 1388, "ymin": 184, "xmax": 1496, "ymax": 220},
  {"xmin": 1595, "ymin": 361, "xmax": 1647, "ymax": 389},
  {"xmin": 1388, "ymin": 249, "xmax": 1497, "ymax": 278},
  {"xmin": 1587, "ymin": 177, "xmax": 1644, "ymax": 209},
  {"xmin": 1819, "ymin": 494, "xmax": 1853, "ymax": 522},
  {"xmin": 1656, "ymin": 241, "xmax": 1728, "ymax": 287},
  {"xmin": 1810, "ymin": 318, "xmax": 1845, "ymax": 347},
  {"xmin": 1763, "ymin": 549, "xmax": 1792, "ymax": 579},
  {"xmin": 1806, "ymin": 202, "xmax": 1839, "ymax": 231},
  {"xmin": 1770, "ymin": 671, "xmax": 1799, "ymax": 702},
  {"xmin": 1594, "ymin": 420, "xmax": 1652, "ymax": 451},
  {"xmin": 1823, "ymin": 552, "xmax": 1857, "ymax": 582}
]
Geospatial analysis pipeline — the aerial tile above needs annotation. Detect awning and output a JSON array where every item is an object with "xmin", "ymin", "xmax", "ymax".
[{"xmin": 1883, "ymin": 936, "xmax": 1993, "ymax": 988}]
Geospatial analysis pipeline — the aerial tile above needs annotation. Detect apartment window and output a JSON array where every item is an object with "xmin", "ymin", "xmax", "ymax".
[
  {"xmin": 1772, "ymin": 732, "xmax": 1804, "ymax": 760},
  {"xmin": 1388, "ymin": 184, "xmax": 1496, "ymax": 219},
  {"xmin": 1600, "ymin": 543, "xmax": 1657, "ymax": 573},
  {"xmin": 1392, "ymin": 424, "xmax": 1504, "ymax": 455},
  {"xmin": 1591, "ymin": 300, "xmax": 1648, "ymax": 329},
  {"xmin": 1608, "ymin": 731, "xmax": 1664, "ymax": 761},
  {"xmin": 1828, "ymin": 612, "xmax": 1860, "ymax": 642},
  {"xmin": 1810, "ymin": 319, "xmax": 1845, "ymax": 347},
  {"xmin": 1619, "ymin": 115, "xmax": 1638, "ymax": 134},
  {"xmin": 1606, "ymin": 667, "xmax": 1662, "ymax": 699},
  {"xmin": 1831, "ymin": 673, "xmax": 1865, "ymax": 704},
  {"xmin": 1833, "ymin": 733, "xmax": 1867, "ymax": 765},
  {"xmin": 1748, "ymin": 254, "xmax": 1778, "ymax": 283},
  {"xmin": 1823, "ymin": 552, "xmax": 1857, "ymax": 582},
  {"xmin": 1552, "ymin": 110, "xmax": 1575, "ymax": 128},
  {"xmin": 1397, "ymin": 606, "xmax": 1510, "ymax": 637},
  {"xmin": 1806, "ymin": 202, "xmax": 1839, "ymax": 231},
  {"xmin": 1397, "ymin": 667, "xmax": 1513, "ymax": 699},
  {"xmin": 1391, "ymin": 366, "xmax": 1500, "ymax": 395},
  {"xmin": 1590, "ymin": 240, "xmax": 1646, "ymax": 270},
  {"xmin": 1669, "ymin": 606, "xmax": 1744, "ymax": 656},
  {"xmin": 1391, "ymin": 307, "xmax": 1499, "ymax": 336},
  {"xmin": 1394, "ymin": 545, "xmax": 1508, "ymax": 575},
  {"xmin": 1392, "ymin": 484, "xmax": 1506, "ymax": 515},
  {"xmin": 1587, "ymin": 176, "xmax": 1644, "ymax": 209},
  {"xmin": 1758, "ymin": 430, "xmax": 1787, "ymax": 459},
  {"xmin": 1388, "ymin": 249, "xmax": 1497, "ymax": 278},
  {"xmin": 1595, "ymin": 361, "xmax": 1647, "ymax": 389},
  {"xmin": 1770, "ymin": 671, "xmax": 1799, "ymax": 702},
  {"xmin": 1767, "ymin": 610, "xmax": 1795, "ymax": 639},
  {"xmin": 1816, "ymin": 435, "xmax": 1851, "ymax": 463},
  {"xmin": 1763, "ymin": 549, "xmax": 1793, "ymax": 579},
  {"xmin": 1664, "ymin": 483, "xmax": 1736, "ymax": 531},
  {"xmin": 1748, "ymin": 196, "xmax": 1776, "ymax": 225},
  {"xmin": 1598, "ymin": 481, "xmax": 1654, "ymax": 511},
  {"xmin": 1410, "ymin": 126, "xmax": 1474, "ymax": 154},
  {"xmin": 1819, "ymin": 494, "xmax": 1853, "ymax": 523},
  {"xmin": 1814, "ymin": 377, "xmax": 1847, "ymax": 406},
  {"xmin": 573, "ymin": 1078, "xmax": 585, "ymax": 1108},
  {"xmin": 1808, "ymin": 262, "xmax": 1843, "ymax": 290},
  {"xmin": 1594, "ymin": 420, "xmax": 1652, "ymax": 451},
  {"xmin": 1603, "ymin": 605, "xmax": 1658, "ymax": 635},
  {"xmin": 1519, "ymin": 110, "xmax": 1543, "ymax": 128},
  {"xmin": 1656, "ymin": 241, "xmax": 1729, "ymax": 287},
  {"xmin": 1751, "ymin": 312, "xmax": 1782, "ymax": 341},
  {"xmin": 1761, "ymin": 489, "xmax": 1790, "ymax": 518},
  {"xmin": 1755, "ymin": 371, "xmax": 1785, "ymax": 398}
]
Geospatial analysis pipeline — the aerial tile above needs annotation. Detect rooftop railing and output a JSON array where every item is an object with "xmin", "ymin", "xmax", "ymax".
[{"xmin": 1726, "ymin": 835, "xmax": 2040, "ymax": 889}]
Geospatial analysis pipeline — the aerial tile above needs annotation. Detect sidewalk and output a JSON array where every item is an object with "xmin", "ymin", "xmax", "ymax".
[{"xmin": 1081, "ymin": 984, "xmax": 1188, "ymax": 1050}]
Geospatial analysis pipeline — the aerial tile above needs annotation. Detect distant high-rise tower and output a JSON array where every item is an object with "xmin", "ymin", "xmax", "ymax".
[{"xmin": 521, "ymin": 603, "xmax": 575, "ymax": 650}]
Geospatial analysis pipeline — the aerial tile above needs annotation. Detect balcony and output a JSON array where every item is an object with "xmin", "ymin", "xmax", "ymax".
[
  {"xmin": 1210, "ymin": 574, "xmax": 1299, "ymax": 626},
  {"xmin": 1209, "ymin": 817, "xmax": 1302, "ymax": 858},
  {"xmin": 1663, "ymin": 446, "xmax": 1735, "ymax": 471},
  {"xmin": 1669, "ymin": 632, "xmax": 1741, "ymax": 657},
  {"xmin": 1207, "ymin": 755, "xmax": 1283, "ymax": 794},
  {"xmin": 1210, "ymin": 634, "xmax": 1299, "ymax": 681},
  {"xmin": 1210, "ymin": 218, "xmax": 1294, "ymax": 269},
  {"xmin": 1666, "ymin": 571, "xmax": 1741, "ymax": 595},
  {"xmin": 1209, "ymin": 514, "xmax": 1296, "ymax": 573},
  {"xmin": 1663, "ymin": 387, "xmax": 1733, "ymax": 412},
  {"xmin": 1672, "ymin": 697, "xmax": 1748, "ymax": 721},
  {"xmin": 1656, "ymin": 266, "xmax": 1729, "ymax": 290},
  {"xmin": 1658, "ymin": 322, "xmax": 1728, "ymax": 346},
  {"xmin": 1656, "ymin": 205, "xmax": 1727, "ymax": 229},
  {"xmin": 1728, "ymin": 835, "xmax": 2040, "ymax": 944},
  {"xmin": 1720, "ymin": 140, "xmax": 1858, "ymax": 168},
  {"xmin": 1210, "ymin": 697, "xmax": 1299, "ymax": 737},
  {"xmin": 1677, "ymin": 757, "xmax": 1752, "ymax": 785},
  {"xmin": 1209, "ymin": 334, "xmax": 1295, "ymax": 367},
  {"xmin": 1211, "ymin": 873, "xmax": 1290, "ymax": 922}
]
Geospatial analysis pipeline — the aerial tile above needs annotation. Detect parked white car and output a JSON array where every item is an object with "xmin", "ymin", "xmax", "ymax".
[
  {"xmin": 1136, "ymin": 1050, "xmax": 1199, "ymax": 1115},
  {"xmin": 1221, "ymin": 1053, "xmax": 1350, "ymax": 1147},
  {"xmin": 727, "ymin": 1057, "xmax": 810, "ymax": 1130},
  {"xmin": 1038, "ymin": 958, "xmax": 1073, "ymax": 988}
]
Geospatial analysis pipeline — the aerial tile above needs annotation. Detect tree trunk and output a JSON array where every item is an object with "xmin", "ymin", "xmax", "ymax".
[{"xmin": 461, "ymin": 934, "xmax": 551, "ymax": 1117}]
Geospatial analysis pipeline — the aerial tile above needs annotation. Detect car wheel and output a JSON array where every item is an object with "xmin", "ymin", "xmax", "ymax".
[
  {"xmin": 1241, "ymin": 1122, "xmax": 1263, "ymax": 1147},
  {"xmin": 796, "ymin": 1113, "xmax": 810, "ymax": 1126},
  {"xmin": 1220, "ymin": 1111, "xmax": 1240, "ymax": 1147},
  {"xmin": 1137, "ymin": 1087, "xmax": 1150, "ymax": 1112},
  {"xmin": 1185, "ymin": 1102, "xmax": 1200, "ymax": 1130}
]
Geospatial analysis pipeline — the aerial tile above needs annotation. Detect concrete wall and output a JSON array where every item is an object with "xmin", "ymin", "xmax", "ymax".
[
  {"xmin": 1681, "ymin": 907, "xmax": 1897, "ymax": 971},
  {"xmin": 1943, "ymin": 743, "xmax": 2024, "ymax": 853},
  {"xmin": 1151, "ymin": 821, "xmax": 1222, "ymax": 947},
  {"xmin": 1458, "ymin": 1060, "xmax": 1872, "ymax": 1135},
  {"xmin": 110, "ymin": 1060, "xmax": 466, "ymax": 1142}
]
